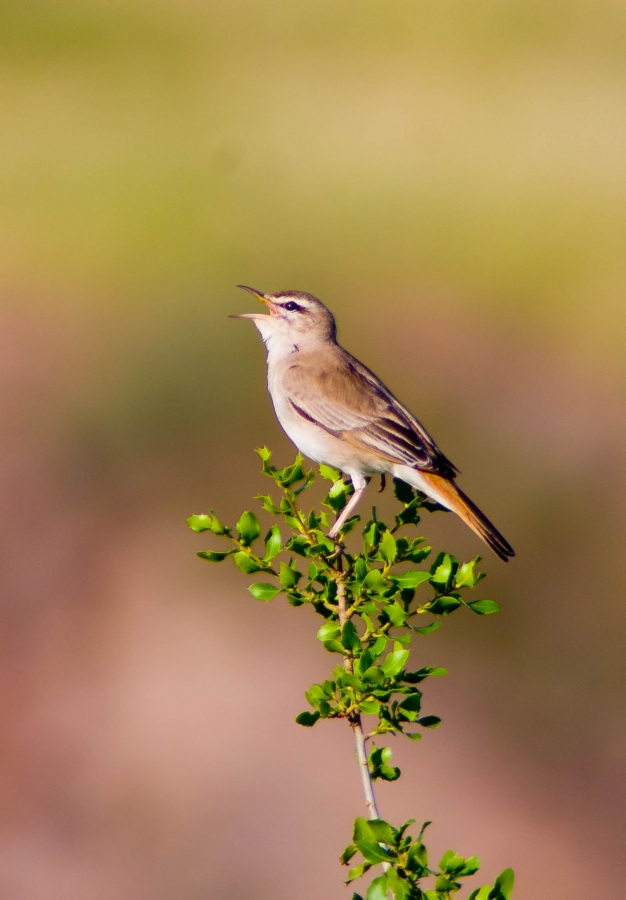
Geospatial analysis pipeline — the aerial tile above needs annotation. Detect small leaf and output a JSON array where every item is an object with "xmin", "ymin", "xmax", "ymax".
[
  {"xmin": 359, "ymin": 698, "xmax": 381, "ymax": 715},
  {"xmin": 323, "ymin": 639, "xmax": 346, "ymax": 654},
  {"xmin": 397, "ymin": 692, "xmax": 422, "ymax": 721},
  {"xmin": 236, "ymin": 510, "xmax": 261, "ymax": 546},
  {"xmin": 417, "ymin": 715, "xmax": 441, "ymax": 728},
  {"xmin": 468, "ymin": 888, "xmax": 491, "ymax": 900},
  {"xmin": 489, "ymin": 868, "xmax": 515, "ymax": 900},
  {"xmin": 366, "ymin": 874, "xmax": 389, "ymax": 900},
  {"xmin": 393, "ymin": 479, "xmax": 415, "ymax": 504},
  {"xmin": 187, "ymin": 514, "xmax": 214, "ymax": 533},
  {"xmin": 320, "ymin": 463, "xmax": 341, "ymax": 481},
  {"xmin": 412, "ymin": 621, "xmax": 442, "ymax": 636},
  {"xmin": 187, "ymin": 512, "xmax": 230, "ymax": 535},
  {"xmin": 392, "ymin": 571, "xmax": 431, "ymax": 589},
  {"xmin": 295, "ymin": 711, "xmax": 320, "ymax": 727},
  {"xmin": 385, "ymin": 602, "xmax": 406, "ymax": 626},
  {"xmin": 427, "ymin": 595, "xmax": 462, "ymax": 615},
  {"xmin": 278, "ymin": 456, "xmax": 305, "ymax": 487},
  {"xmin": 317, "ymin": 622, "xmax": 341, "ymax": 643},
  {"xmin": 430, "ymin": 552, "xmax": 457, "ymax": 586},
  {"xmin": 341, "ymin": 620, "xmax": 362, "ymax": 652},
  {"xmin": 248, "ymin": 582, "xmax": 282, "ymax": 601},
  {"xmin": 363, "ymin": 569, "xmax": 386, "ymax": 592},
  {"xmin": 279, "ymin": 563, "xmax": 301, "ymax": 588},
  {"xmin": 232, "ymin": 551, "xmax": 264, "ymax": 574},
  {"xmin": 263, "ymin": 525, "xmax": 282, "ymax": 560},
  {"xmin": 197, "ymin": 550, "xmax": 233, "ymax": 562},
  {"xmin": 346, "ymin": 864, "xmax": 370, "ymax": 883},
  {"xmin": 455, "ymin": 557, "xmax": 480, "ymax": 587},
  {"xmin": 381, "ymin": 649, "xmax": 409, "ymax": 678},
  {"xmin": 256, "ymin": 493, "xmax": 281, "ymax": 514},
  {"xmin": 468, "ymin": 599, "xmax": 501, "ymax": 616},
  {"xmin": 379, "ymin": 531, "xmax": 397, "ymax": 565},
  {"xmin": 365, "ymin": 819, "xmax": 396, "ymax": 844}
]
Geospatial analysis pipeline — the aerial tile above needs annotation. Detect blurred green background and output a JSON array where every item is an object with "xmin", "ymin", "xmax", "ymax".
[{"xmin": 2, "ymin": 1, "xmax": 625, "ymax": 897}]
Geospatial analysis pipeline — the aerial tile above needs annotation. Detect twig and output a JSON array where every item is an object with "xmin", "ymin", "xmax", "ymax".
[{"xmin": 336, "ymin": 575, "xmax": 381, "ymax": 822}]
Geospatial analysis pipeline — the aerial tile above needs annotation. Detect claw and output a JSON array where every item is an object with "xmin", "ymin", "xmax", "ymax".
[{"xmin": 378, "ymin": 474, "xmax": 386, "ymax": 493}]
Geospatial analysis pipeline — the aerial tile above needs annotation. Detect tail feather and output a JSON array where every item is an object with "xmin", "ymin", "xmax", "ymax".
[{"xmin": 399, "ymin": 469, "xmax": 515, "ymax": 562}]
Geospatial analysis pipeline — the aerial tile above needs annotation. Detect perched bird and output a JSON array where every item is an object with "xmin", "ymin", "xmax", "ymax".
[{"xmin": 232, "ymin": 286, "xmax": 514, "ymax": 561}]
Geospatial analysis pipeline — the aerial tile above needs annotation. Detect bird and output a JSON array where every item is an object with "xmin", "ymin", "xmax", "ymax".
[{"xmin": 232, "ymin": 286, "xmax": 514, "ymax": 561}]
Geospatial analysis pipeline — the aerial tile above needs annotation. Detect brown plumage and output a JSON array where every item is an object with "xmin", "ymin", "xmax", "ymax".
[{"xmin": 234, "ymin": 286, "xmax": 515, "ymax": 561}]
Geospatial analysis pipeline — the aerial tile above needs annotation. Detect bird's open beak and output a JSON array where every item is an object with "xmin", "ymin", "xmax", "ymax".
[{"xmin": 230, "ymin": 284, "xmax": 279, "ymax": 319}]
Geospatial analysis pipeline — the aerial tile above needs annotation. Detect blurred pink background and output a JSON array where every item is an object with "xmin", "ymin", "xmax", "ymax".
[{"xmin": 1, "ymin": 2, "xmax": 625, "ymax": 897}]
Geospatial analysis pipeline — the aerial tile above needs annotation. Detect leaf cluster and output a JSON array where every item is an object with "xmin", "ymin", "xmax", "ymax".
[
  {"xmin": 187, "ymin": 449, "xmax": 513, "ymax": 898},
  {"xmin": 343, "ymin": 818, "xmax": 514, "ymax": 900}
]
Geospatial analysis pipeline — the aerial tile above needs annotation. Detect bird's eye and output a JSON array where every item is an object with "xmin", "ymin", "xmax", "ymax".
[{"xmin": 283, "ymin": 301, "xmax": 301, "ymax": 312}]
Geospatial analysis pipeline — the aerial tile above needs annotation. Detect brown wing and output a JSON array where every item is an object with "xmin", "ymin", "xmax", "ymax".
[{"xmin": 282, "ymin": 348, "xmax": 458, "ymax": 480}]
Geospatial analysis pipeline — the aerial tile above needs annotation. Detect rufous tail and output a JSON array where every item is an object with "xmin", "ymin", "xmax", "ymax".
[{"xmin": 416, "ymin": 471, "xmax": 515, "ymax": 562}]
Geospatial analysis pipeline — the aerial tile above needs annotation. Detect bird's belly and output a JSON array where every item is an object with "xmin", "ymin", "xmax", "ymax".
[{"xmin": 271, "ymin": 394, "xmax": 388, "ymax": 476}]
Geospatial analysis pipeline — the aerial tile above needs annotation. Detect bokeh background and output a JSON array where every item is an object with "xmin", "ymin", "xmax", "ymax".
[{"xmin": 2, "ymin": 1, "xmax": 625, "ymax": 897}]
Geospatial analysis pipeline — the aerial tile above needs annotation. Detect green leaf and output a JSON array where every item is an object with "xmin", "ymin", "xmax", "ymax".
[
  {"xmin": 379, "ymin": 530, "xmax": 397, "ymax": 564},
  {"xmin": 382, "ymin": 649, "xmax": 409, "ymax": 678},
  {"xmin": 384, "ymin": 867, "xmax": 407, "ymax": 900},
  {"xmin": 489, "ymin": 868, "xmax": 515, "ymax": 900},
  {"xmin": 263, "ymin": 525, "xmax": 282, "ymax": 560},
  {"xmin": 364, "ymin": 818, "xmax": 396, "ymax": 844},
  {"xmin": 278, "ymin": 456, "xmax": 306, "ymax": 487},
  {"xmin": 346, "ymin": 864, "xmax": 370, "ymax": 883},
  {"xmin": 363, "ymin": 569, "xmax": 386, "ymax": 592},
  {"xmin": 468, "ymin": 888, "xmax": 491, "ymax": 900},
  {"xmin": 317, "ymin": 622, "xmax": 341, "ymax": 643},
  {"xmin": 295, "ymin": 711, "xmax": 320, "ymax": 727},
  {"xmin": 412, "ymin": 621, "xmax": 442, "ymax": 636},
  {"xmin": 392, "ymin": 571, "xmax": 431, "ymax": 589},
  {"xmin": 256, "ymin": 446, "xmax": 272, "ymax": 462},
  {"xmin": 383, "ymin": 602, "xmax": 405, "ymax": 627},
  {"xmin": 232, "ymin": 551, "xmax": 264, "ymax": 574},
  {"xmin": 430, "ymin": 552, "xmax": 457, "ymax": 587},
  {"xmin": 362, "ymin": 666, "xmax": 385, "ymax": 685},
  {"xmin": 326, "ymin": 478, "xmax": 350, "ymax": 511},
  {"xmin": 341, "ymin": 620, "xmax": 362, "ymax": 652},
  {"xmin": 417, "ymin": 715, "xmax": 441, "ymax": 728},
  {"xmin": 468, "ymin": 599, "xmax": 501, "ymax": 616},
  {"xmin": 366, "ymin": 874, "xmax": 389, "ymax": 900},
  {"xmin": 356, "ymin": 840, "xmax": 391, "ymax": 865},
  {"xmin": 340, "ymin": 843, "xmax": 357, "ymax": 865},
  {"xmin": 406, "ymin": 840, "xmax": 429, "ymax": 873},
  {"xmin": 256, "ymin": 493, "xmax": 281, "ymax": 514},
  {"xmin": 427, "ymin": 595, "xmax": 462, "ymax": 615},
  {"xmin": 248, "ymin": 582, "xmax": 282, "ymax": 601},
  {"xmin": 404, "ymin": 665, "xmax": 447, "ymax": 683},
  {"xmin": 320, "ymin": 463, "xmax": 341, "ymax": 481},
  {"xmin": 362, "ymin": 521, "xmax": 380, "ymax": 549},
  {"xmin": 393, "ymin": 479, "xmax": 415, "ymax": 504},
  {"xmin": 369, "ymin": 745, "xmax": 401, "ymax": 782},
  {"xmin": 190, "ymin": 512, "xmax": 230, "ymax": 535},
  {"xmin": 359, "ymin": 698, "xmax": 381, "ymax": 715},
  {"xmin": 197, "ymin": 550, "xmax": 233, "ymax": 562},
  {"xmin": 187, "ymin": 514, "xmax": 215, "ymax": 533},
  {"xmin": 397, "ymin": 692, "xmax": 422, "ymax": 721},
  {"xmin": 279, "ymin": 563, "xmax": 301, "ymax": 588},
  {"xmin": 455, "ymin": 557, "xmax": 481, "ymax": 587},
  {"xmin": 286, "ymin": 535, "xmax": 310, "ymax": 556},
  {"xmin": 236, "ymin": 510, "xmax": 261, "ymax": 546}
]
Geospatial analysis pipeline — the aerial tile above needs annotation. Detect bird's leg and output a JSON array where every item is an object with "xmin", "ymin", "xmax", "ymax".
[
  {"xmin": 378, "ymin": 474, "xmax": 386, "ymax": 493},
  {"xmin": 328, "ymin": 484, "xmax": 367, "ymax": 539}
]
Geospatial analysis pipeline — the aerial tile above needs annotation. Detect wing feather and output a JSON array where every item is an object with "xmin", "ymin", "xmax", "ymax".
[{"xmin": 282, "ymin": 349, "xmax": 458, "ymax": 479}]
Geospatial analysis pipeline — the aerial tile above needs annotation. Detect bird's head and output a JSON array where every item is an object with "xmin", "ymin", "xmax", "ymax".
[{"xmin": 232, "ymin": 286, "xmax": 337, "ymax": 348}]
